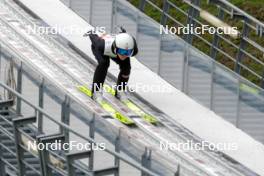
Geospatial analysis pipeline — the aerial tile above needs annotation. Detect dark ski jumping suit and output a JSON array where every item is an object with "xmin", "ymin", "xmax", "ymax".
[{"xmin": 89, "ymin": 33, "xmax": 138, "ymax": 94}]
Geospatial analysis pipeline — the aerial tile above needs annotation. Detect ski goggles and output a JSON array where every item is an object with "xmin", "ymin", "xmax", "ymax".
[{"xmin": 116, "ymin": 48, "xmax": 133, "ymax": 57}]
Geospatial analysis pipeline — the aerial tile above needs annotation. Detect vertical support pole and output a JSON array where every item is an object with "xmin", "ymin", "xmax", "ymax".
[
  {"xmin": 38, "ymin": 78, "xmax": 44, "ymax": 134},
  {"xmin": 182, "ymin": 44, "xmax": 190, "ymax": 94},
  {"xmin": 235, "ymin": 18, "xmax": 249, "ymax": 74},
  {"xmin": 209, "ymin": 7, "xmax": 224, "ymax": 110},
  {"xmin": 13, "ymin": 117, "xmax": 36, "ymax": 176},
  {"xmin": 69, "ymin": 0, "xmax": 72, "ymax": 8},
  {"xmin": 158, "ymin": 0, "xmax": 170, "ymax": 76},
  {"xmin": 60, "ymin": 98, "xmax": 65, "ymax": 134},
  {"xmin": 14, "ymin": 134, "xmax": 25, "ymax": 176},
  {"xmin": 209, "ymin": 6, "xmax": 224, "ymax": 60},
  {"xmin": 114, "ymin": 129, "xmax": 121, "ymax": 176},
  {"xmin": 256, "ymin": 24, "xmax": 264, "ymax": 37},
  {"xmin": 16, "ymin": 62, "xmax": 22, "ymax": 115},
  {"xmin": 13, "ymin": 122, "xmax": 25, "ymax": 176},
  {"xmin": 135, "ymin": 12, "xmax": 140, "ymax": 43},
  {"xmin": 160, "ymin": 0, "xmax": 169, "ymax": 26},
  {"xmin": 36, "ymin": 136, "xmax": 47, "ymax": 176},
  {"xmin": 37, "ymin": 134, "xmax": 64, "ymax": 176},
  {"xmin": 184, "ymin": 0, "xmax": 200, "ymax": 44},
  {"xmin": 66, "ymin": 156, "xmax": 74, "ymax": 176},
  {"xmin": 89, "ymin": 115, "xmax": 95, "ymax": 171},
  {"xmin": 12, "ymin": 117, "xmax": 36, "ymax": 176},
  {"xmin": 210, "ymin": 60, "xmax": 215, "ymax": 110},
  {"xmin": 141, "ymin": 148, "xmax": 152, "ymax": 176},
  {"xmin": 61, "ymin": 96, "xmax": 70, "ymax": 144},
  {"xmin": 111, "ymin": 0, "xmax": 117, "ymax": 33},
  {"xmin": 235, "ymin": 79, "xmax": 241, "ymax": 128},
  {"xmin": 66, "ymin": 97, "xmax": 71, "ymax": 144},
  {"xmin": 157, "ymin": 33, "xmax": 162, "ymax": 75},
  {"xmin": 175, "ymin": 165, "xmax": 180, "ymax": 176},
  {"xmin": 0, "ymin": 133, "xmax": 6, "ymax": 176},
  {"xmin": 66, "ymin": 151, "xmax": 91, "ymax": 176},
  {"xmin": 261, "ymin": 71, "xmax": 264, "ymax": 89},
  {"xmin": 0, "ymin": 44, "xmax": 2, "ymax": 83},
  {"xmin": 0, "ymin": 45, "xmax": 2, "ymax": 100},
  {"xmin": 41, "ymin": 147, "xmax": 52, "ymax": 176},
  {"xmin": 89, "ymin": 0, "xmax": 94, "ymax": 25},
  {"xmin": 139, "ymin": 0, "xmax": 146, "ymax": 12}
]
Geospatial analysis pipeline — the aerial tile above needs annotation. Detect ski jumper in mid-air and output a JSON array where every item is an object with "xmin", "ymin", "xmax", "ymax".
[{"xmin": 85, "ymin": 28, "xmax": 138, "ymax": 102}]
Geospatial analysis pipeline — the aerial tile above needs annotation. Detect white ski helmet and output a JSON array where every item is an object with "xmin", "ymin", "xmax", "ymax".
[{"xmin": 114, "ymin": 33, "xmax": 134, "ymax": 57}]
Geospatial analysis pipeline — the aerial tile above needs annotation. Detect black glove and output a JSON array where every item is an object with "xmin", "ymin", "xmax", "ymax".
[
  {"xmin": 83, "ymin": 30, "xmax": 93, "ymax": 37},
  {"xmin": 118, "ymin": 26, "xmax": 127, "ymax": 33}
]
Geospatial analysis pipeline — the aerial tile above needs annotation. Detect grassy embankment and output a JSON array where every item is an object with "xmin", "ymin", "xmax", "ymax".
[{"xmin": 128, "ymin": 0, "xmax": 264, "ymax": 86}]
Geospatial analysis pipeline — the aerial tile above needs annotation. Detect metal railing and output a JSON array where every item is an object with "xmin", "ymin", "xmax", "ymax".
[
  {"xmin": 0, "ymin": 43, "xmax": 163, "ymax": 175},
  {"xmin": 136, "ymin": 0, "xmax": 264, "ymax": 88},
  {"xmin": 0, "ymin": 68, "xmax": 160, "ymax": 176},
  {"xmin": 0, "ymin": 1, "xmax": 188, "ymax": 173},
  {"xmin": 60, "ymin": 0, "xmax": 264, "ymax": 143},
  {"xmin": 0, "ymin": 1, "xmax": 261, "ymax": 175}
]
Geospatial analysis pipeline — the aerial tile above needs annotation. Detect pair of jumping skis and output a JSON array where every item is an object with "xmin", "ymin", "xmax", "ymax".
[{"xmin": 77, "ymin": 85, "xmax": 158, "ymax": 126}]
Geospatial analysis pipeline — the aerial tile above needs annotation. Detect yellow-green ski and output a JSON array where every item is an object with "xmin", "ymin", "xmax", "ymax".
[
  {"xmin": 103, "ymin": 85, "xmax": 158, "ymax": 124},
  {"xmin": 77, "ymin": 86, "xmax": 135, "ymax": 126}
]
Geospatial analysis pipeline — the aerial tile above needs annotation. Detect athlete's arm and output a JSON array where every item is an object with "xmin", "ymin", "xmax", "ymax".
[{"xmin": 132, "ymin": 37, "xmax": 138, "ymax": 56}]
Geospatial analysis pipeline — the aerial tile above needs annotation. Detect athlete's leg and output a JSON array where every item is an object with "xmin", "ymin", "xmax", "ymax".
[
  {"xmin": 116, "ymin": 58, "xmax": 131, "ymax": 92},
  {"xmin": 90, "ymin": 34, "xmax": 110, "ymax": 92},
  {"xmin": 92, "ymin": 57, "xmax": 110, "ymax": 92}
]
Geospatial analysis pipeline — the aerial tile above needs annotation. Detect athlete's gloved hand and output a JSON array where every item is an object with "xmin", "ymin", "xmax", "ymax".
[
  {"xmin": 83, "ymin": 30, "xmax": 93, "ymax": 37},
  {"xmin": 117, "ymin": 26, "xmax": 126, "ymax": 33}
]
